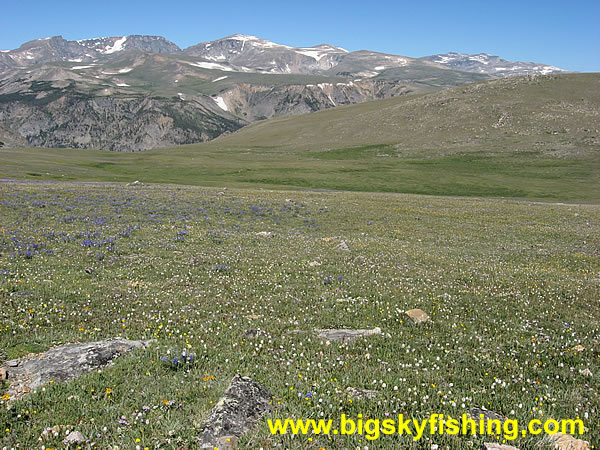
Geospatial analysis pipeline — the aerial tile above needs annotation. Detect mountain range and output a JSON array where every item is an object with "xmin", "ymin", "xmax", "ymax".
[{"xmin": 0, "ymin": 34, "xmax": 568, "ymax": 151}]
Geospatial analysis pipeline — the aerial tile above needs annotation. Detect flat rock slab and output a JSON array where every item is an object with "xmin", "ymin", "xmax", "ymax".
[
  {"xmin": 405, "ymin": 309, "xmax": 431, "ymax": 324},
  {"xmin": 470, "ymin": 407, "xmax": 509, "ymax": 423},
  {"xmin": 198, "ymin": 375, "xmax": 272, "ymax": 448},
  {"xmin": 482, "ymin": 444, "xmax": 520, "ymax": 450},
  {"xmin": 243, "ymin": 329, "xmax": 273, "ymax": 339},
  {"xmin": 1, "ymin": 338, "xmax": 153, "ymax": 400},
  {"xmin": 346, "ymin": 387, "xmax": 378, "ymax": 400},
  {"xmin": 316, "ymin": 327, "xmax": 382, "ymax": 342}
]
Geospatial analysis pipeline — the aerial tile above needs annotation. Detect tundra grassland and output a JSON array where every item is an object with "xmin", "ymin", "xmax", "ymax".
[{"xmin": 0, "ymin": 181, "xmax": 599, "ymax": 448}]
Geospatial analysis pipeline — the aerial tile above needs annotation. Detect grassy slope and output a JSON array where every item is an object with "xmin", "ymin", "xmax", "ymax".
[
  {"xmin": 1, "ymin": 73, "xmax": 598, "ymax": 201},
  {"xmin": 1, "ymin": 182, "xmax": 598, "ymax": 448}
]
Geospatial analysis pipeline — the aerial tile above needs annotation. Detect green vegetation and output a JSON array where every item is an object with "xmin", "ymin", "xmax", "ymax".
[
  {"xmin": 1, "ymin": 73, "xmax": 598, "ymax": 202},
  {"xmin": 0, "ymin": 182, "xmax": 598, "ymax": 448}
]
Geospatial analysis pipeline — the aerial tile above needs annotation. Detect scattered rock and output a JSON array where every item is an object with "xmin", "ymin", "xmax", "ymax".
[
  {"xmin": 346, "ymin": 387, "xmax": 378, "ymax": 400},
  {"xmin": 63, "ymin": 431, "xmax": 86, "ymax": 446},
  {"xmin": 197, "ymin": 375, "xmax": 272, "ymax": 448},
  {"xmin": 39, "ymin": 425, "xmax": 70, "ymax": 441},
  {"xmin": 0, "ymin": 367, "xmax": 7, "ymax": 380},
  {"xmin": 316, "ymin": 327, "xmax": 382, "ymax": 342},
  {"xmin": 542, "ymin": 432, "xmax": 590, "ymax": 450},
  {"xmin": 405, "ymin": 309, "xmax": 431, "ymax": 324},
  {"xmin": 126, "ymin": 180, "xmax": 143, "ymax": 186},
  {"xmin": 573, "ymin": 344, "xmax": 585, "ymax": 352},
  {"xmin": 84, "ymin": 267, "xmax": 94, "ymax": 274},
  {"xmin": 256, "ymin": 231, "xmax": 274, "ymax": 237},
  {"xmin": 245, "ymin": 314, "xmax": 261, "ymax": 320},
  {"xmin": 336, "ymin": 240, "xmax": 350, "ymax": 252},
  {"xmin": 243, "ymin": 329, "xmax": 272, "ymax": 340},
  {"xmin": 470, "ymin": 407, "xmax": 509, "ymax": 424},
  {"xmin": 482, "ymin": 444, "xmax": 519, "ymax": 450},
  {"xmin": 217, "ymin": 191, "xmax": 226, "ymax": 196},
  {"xmin": 308, "ymin": 261, "xmax": 321, "ymax": 267},
  {"xmin": 579, "ymin": 368, "xmax": 593, "ymax": 377},
  {"xmin": 1, "ymin": 338, "xmax": 154, "ymax": 399}
]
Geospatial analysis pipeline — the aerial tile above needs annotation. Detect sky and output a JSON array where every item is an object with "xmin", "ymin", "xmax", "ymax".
[{"xmin": 1, "ymin": 0, "xmax": 598, "ymax": 72}]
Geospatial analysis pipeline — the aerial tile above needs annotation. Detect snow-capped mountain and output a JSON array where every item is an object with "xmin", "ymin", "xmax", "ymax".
[
  {"xmin": 0, "ymin": 34, "xmax": 567, "ymax": 78},
  {"xmin": 183, "ymin": 34, "xmax": 350, "ymax": 74},
  {"xmin": 421, "ymin": 52, "xmax": 567, "ymax": 77},
  {"xmin": 0, "ymin": 34, "xmax": 571, "ymax": 151},
  {"xmin": 0, "ymin": 35, "xmax": 181, "ymax": 69},
  {"xmin": 77, "ymin": 35, "xmax": 181, "ymax": 55}
]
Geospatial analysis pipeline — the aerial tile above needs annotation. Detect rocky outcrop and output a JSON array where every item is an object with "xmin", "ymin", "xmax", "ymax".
[
  {"xmin": 1, "ymin": 338, "xmax": 154, "ymax": 399},
  {"xmin": 0, "ymin": 91, "xmax": 245, "ymax": 151},
  {"xmin": 218, "ymin": 79, "xmax": 412, "ymax": 121},
  {"xmin": 198, "ymin": 375, "xmax": 273, "ymax": 448}
]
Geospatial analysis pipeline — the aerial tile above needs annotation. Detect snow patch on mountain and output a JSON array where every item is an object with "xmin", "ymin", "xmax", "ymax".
[
  {"xmin": 186, "ymin": 61, "xmax": 234, "ymax": 71},
  {"xmin": 213, "ymin": 96, "xmax": 228, "ymax": 111},
  {"xmin": 104, "ymin": 36, "xmax": 128, "ymax": 54}
]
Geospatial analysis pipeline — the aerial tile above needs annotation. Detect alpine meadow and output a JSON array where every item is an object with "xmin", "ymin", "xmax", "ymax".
[{"xmin": 0, "ymin": 27, "xmax": 599, "ymax": 450}]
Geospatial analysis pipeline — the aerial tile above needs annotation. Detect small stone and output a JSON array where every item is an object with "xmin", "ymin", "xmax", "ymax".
[
  {"xmin": 543, "ymin": 433, "xmax": 590, "ymax": 450},
  {"xmin": 84, "ymin": 267, "xmax": 94, "ymax": 274},
  {"xmin": 336, "ymin": 240, "xmax": 350, "ymax": 252},
  {"xmin": 346, "ymin": 387, "xmax": 378, "ymax": 400},
  {"xmin": 579, "ymin": 368, "xmax": 593, "ymax": 377},
  {"xmin": 0, "ymin": 368, "xmax": 7, "ymax": 380},
  {"xmin": 470, "ymin": 407, "xmax": 509, "ymax": 423},
  {"xmin": 245, "ymin": 314, "xmax": 261, "ymax": 320},
  {"xmin": 573, "ymin": 344, "xmax": 585, "ymax": 352},
  {"xmin": 482, "ymin": 444, "xmax": 520, "ymax": 450},
  {"xmin": 316, "ymin": 327, "xmax": 382, "ymax": 342},
  {"xmin": 243, "ymin": 329, "xmax": 272, "ymax": 339},
  {"xmin": 405, "ymin": 309, "xmax": 431, "ymax": 324},
  {"xmin": 63, "ymin": 431, "xmax": 86, "ymax": 446},
  {"xmin": 256, "ymin": 231, "xmax": 274, "ymax": 237}
]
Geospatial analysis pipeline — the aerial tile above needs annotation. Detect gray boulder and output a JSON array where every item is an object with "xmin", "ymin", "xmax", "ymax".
[
  {"xmin": 198, "ymin": 375, "xmax": 272, "ymax": 448},
  {"xmin": 1, "ymin": 338, "xmax": 153, "ymax": 399}
]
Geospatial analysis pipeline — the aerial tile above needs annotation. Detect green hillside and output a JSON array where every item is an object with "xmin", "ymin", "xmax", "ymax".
[{"xmin": 1, "ymin": 73, "xmax": 598, "ymax": 201}]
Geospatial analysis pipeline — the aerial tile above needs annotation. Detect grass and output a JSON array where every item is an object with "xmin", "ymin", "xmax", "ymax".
[
  {"xmin": 0, "ymin": 145, "xmax": 597, "ymax": 202},
  {"xmin": 0, "ymin": 180, "xmax": 599, "ymax": 448}
]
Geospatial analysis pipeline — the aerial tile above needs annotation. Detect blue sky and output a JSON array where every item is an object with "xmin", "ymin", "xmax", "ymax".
[{"xmin": 1, "ymin": 0, "xmax": 598, "ymax": 72}]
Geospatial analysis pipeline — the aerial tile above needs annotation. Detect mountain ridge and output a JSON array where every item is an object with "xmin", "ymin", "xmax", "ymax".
[{"xmin": 0, "ymin": 34, "xmax": 572, "ymax": 151}]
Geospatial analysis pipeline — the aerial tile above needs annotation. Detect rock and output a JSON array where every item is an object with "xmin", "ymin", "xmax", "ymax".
[
  {"xmin": 39, "ymin": 425, "xmax": 70, "ymax": 441},
  {"xmin": 256, "ymin": 231, "xmax": 274, "ymax": 237},
  {"xmin": 197, "ymin": 375, "xmax": 272, "ymax": 448},
  {"xmin": 84, "ymin": 267, "xmax": 94, "ymax": 274},
  {"xmin": 542, "ymin": 433, "xmax": 590, "ymax": 450},
  {"xmin": 336, "ymin": 240, "xmax": 350, "ymax": 252},
  {"xmin": 573, "ymin": 345, "xmax": 585, "ymax": 352},
  {"xmin": 0, "ymin": 367, "xmax": 7, "ymax": 380},
  {"xmin": 470, "ymin": 407, "xmax": 509, "ymax": 423},
  {"xmin": 308, "ymin": 261, "xmax": 321, "ymax": 267},
  {"xmin": 126, "ymin": 180, "xmax": 143, "ymax": 186},
  {"xmin": 63, "ymin": 431, "xmax": 86, "ymax": 446},
  {"xmin": 579, "ymin": 368, "xmax": 593, "ymax": 377},
  {"xmin": 243, "ymin": 329, "xmax": 272, "ymax": 339},
  {"xmin": 245, "ymin": 314, "xmax": 261, "ymax": 320},
  {"xmin": 482, "ymin": 444, "xmax": 519, "ymax": 450},
  {"xmin": 316, "ymin": 327, "xmax": 382, "ymax": 342},
  {"xmin": 346, "ymin": 387, "xmax": 378, "ymax": 400},
  {"xmin": 1, "ymin": 338, "xmax": 153, "ymax": 399},
  {"xmin": 405, "ymin": 309, "xmax": 431, "ymax": 324}
]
